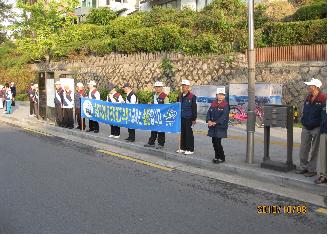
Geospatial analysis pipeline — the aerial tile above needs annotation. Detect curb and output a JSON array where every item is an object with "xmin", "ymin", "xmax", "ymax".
[{"xmin": 3, "ymin": 115, "xmax": 325, "ymax": 198}]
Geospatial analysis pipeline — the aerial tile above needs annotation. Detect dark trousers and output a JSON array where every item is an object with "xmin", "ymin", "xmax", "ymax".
[
  {"xmin": 111, "ymin": 125, "xmax": 120, "ymax": 136},
  {"xmin": 89, "ymin": 120, "xmax": 99, "ymax": 131},
  {"xmin": 33, "ymin": 102, "xmax": 39, "ymax": 119},
  {"xmin": 3, "ymin": 99, "xmax": 6, "ymax": 111},
  {"xmin": 180, "ymin": 118, "xmax": 194, "ymax": 152},
  {"xmin": 148, "ymin": 131, "xmax": 165, "ymax": 146},
  {"xmin": 128, "ymin": 129, "xmax": 135, "ymax": 140},
  {"xmin": 30, "ymin": 101, "xmax": 35, "ymax": 115},
  {"xmin": 75, "ymin": 108, "xmax": 85, "ymax": 130},
  {"xmin": 212, "ymin": 137, "xmax": 225, "ymax": 160},
  {"xmin": 63, "ymin": 108, "xmax": 74, "ymax": 128},
  {"xmin": 55, "ymin": 105, "xmax": 63, "ymax": 126},
  {"xmin": 12, "ymin": 97, "xmax": 15, "ymax": 106}
]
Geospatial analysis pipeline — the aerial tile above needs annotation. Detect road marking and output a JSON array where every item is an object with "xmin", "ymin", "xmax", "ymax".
[
  {"xmin": 316, "ymin": 208, "xmax": 327, "ymax": 214},
  {"xmin": 97, "ymin": 149, "xmax": 174, "ymax": 172},
  {"xmin": 23, "ymin": 127, "xmax": 53, "ymax": 137},
  {"xmin": 194, "ymin": 130, "xmax": 300, "ymax": 148}
]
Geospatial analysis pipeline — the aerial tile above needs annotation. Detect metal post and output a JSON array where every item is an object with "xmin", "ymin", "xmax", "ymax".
[{"xmin": 246, "ymin": 0, "xmax": 256, "ymax": 164}]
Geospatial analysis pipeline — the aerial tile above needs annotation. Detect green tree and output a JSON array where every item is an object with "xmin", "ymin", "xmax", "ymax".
[{"xmin": 86, "ymin": 7, "xmax": 118, "ymax": 25}]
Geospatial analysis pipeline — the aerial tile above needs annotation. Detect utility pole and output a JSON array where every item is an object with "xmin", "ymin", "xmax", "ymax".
[{"xmin": 246, "ymin": 0, "xmax": 256, "ymax": 164}]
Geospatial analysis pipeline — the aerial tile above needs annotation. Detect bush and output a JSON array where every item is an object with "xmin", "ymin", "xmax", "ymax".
[
  {"xmin": 289, "ymin": 1, "xmax": 326, "ymax": 21},
  {"xmin": 168, "ymin": 90, "xmax": 180, "ymax": 103},
  {"xmin": 262, "ymin": 19, "xmax": 327, "ymax": 46},
  {"xmin": 15, "ymin": 93, "xmax": 29, "ymax": 101},
  {"xmin": 136, "ymin": 90, "xmax": 153, "ymax": 104},
  {"xmin": 99, "ymin": 88, "xmax": 109, "ymax": 101},
  {"xmin": 86, "ymin": 7, "xmax": 118, "ymax": 25}
]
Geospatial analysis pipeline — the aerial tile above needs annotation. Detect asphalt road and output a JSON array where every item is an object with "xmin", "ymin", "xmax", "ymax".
[{"xmin": 0, "ymin": 123, "xmax": 326, "ymax": 234}]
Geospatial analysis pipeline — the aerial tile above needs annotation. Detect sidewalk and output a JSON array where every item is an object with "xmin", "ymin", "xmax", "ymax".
[{"xmin": 1, "ymin": 101, "xmax": 326, "ymax": 206}]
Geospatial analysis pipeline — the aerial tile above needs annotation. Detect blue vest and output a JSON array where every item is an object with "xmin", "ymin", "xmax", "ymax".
[{"xmin": 180, "ymin": 92, "xmax": 194, "ymax": 119}]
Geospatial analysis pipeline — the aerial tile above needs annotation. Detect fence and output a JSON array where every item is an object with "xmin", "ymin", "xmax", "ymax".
[{"xmin": 253, "ymin": 44, "xmax": 326, "ymax": 62}]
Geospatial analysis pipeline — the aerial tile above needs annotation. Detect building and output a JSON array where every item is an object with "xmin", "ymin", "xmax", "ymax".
[
  {"xmin": 75, "ymin": 0, "xmax": 139, "ymax": 22},
  {"xmin": 139, "ymin": 0, "xmax": 214, "ymax": 11}
]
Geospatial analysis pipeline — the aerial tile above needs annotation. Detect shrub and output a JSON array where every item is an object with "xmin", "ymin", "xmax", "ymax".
[
  {"xmin": 289, "ymin": 1, "xmax": 326, "ymax": 21},
  {"xmin": 136, "ymin": 90, "xmax": 153, "ymax": 104},
  {"xmin": 86, "ymin": 7, "xmax": 118, "ymax": 25},
  {"xmin": 15, "ymin": 93, "xmax": 29, "ymax": 101},
  {"xmin": 168, "ymin": 90, "xmax": 180, "ymax": 103},
  {"xmin": 262, "ymin": 19, "xmax": 327, "ymax": 46}
]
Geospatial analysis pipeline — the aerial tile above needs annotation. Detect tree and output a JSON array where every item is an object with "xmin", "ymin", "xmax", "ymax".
[
  {"xmin": 86, "ymin": 7, "xmax": 118, "ymax": 25},
  {"xmin": 0, "ymin": 0, "xmax": 13, "ymax": 43}
]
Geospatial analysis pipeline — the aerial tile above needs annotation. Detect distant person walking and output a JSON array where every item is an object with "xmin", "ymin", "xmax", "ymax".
[
  {"xmin": 106, "ymin": 84, "xmax": 124, "ymax": 139},
  {"xmin": 27, "ymin": 83, "xmax": 35, "ymax": 116},
  {"xmin": 206, "ymin": 87, "xmax": 229, "ymax": 163},
  {"xmin": 33, "ymin": 84, "xmax": 39, "ymax": 119},
  {"xmin": 10, "ymin": 82, "xmax": 16, "ymax": 106},
  {"xmin": 0, "ymin": 85, "xmax": 4, "ymax": 109},
  {"xmin": 297, "ymin": 78, "xmax": 326, "ymax": 177},
  {"xmin": 3, "ymin": 83, "xmax": 12, "ymax": 114}
]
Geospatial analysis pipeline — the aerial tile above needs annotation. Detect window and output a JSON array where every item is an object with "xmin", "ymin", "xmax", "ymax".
[{"xmin": 106, "ymin": 0, "xmax": 110, "ymax": 4}]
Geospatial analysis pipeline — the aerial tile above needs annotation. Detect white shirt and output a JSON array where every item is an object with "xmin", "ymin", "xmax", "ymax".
[
  {"xmin": 62, "ymin": 90, "xmax": 74, "ymax": 109},
  {"xmin": 107, "ymin": 93, "xmax": 124, "ymax": 103},
  {"xmin": 125, "ymin": 91, "xmax": 137, "ymax": 104},
  {"xmin": 89, "ymin": 89, "xmax": 100, "ymax": 100}
]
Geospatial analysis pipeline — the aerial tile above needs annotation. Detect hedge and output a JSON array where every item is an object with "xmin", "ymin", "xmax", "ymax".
[
  {"xmin": 290, "ymin": 1, "xmax": 326, "ymax": 21},
  {"xmin": 262, "ymin": 19, "xmax": 327, "ymax": 46}
]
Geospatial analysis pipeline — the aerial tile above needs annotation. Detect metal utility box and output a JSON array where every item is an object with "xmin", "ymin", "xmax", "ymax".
[{"xmin": 261, "ymin": 105, "xmax": 296, "ymax": 172}]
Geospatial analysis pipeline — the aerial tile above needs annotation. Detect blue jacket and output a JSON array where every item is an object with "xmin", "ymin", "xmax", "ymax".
[
  {"xmin": 301, "ymin": 92, "xmax": 326, "ymax": 130},
  {"xmin": 206, "ymin": 100, "xmax": 229, "ymax": 138},
  {"xmin": 321, "ymin": 105, "xmax": 326, "ymax": 134},
  {"xmin": 177, "ymin": 92, "xmax": 197, "ymax": 120}
]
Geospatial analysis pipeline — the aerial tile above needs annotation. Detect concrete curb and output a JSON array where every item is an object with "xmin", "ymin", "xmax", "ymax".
[{"xmin": 2, "ymin": 115, "xmax": 325, "ymax": 198}]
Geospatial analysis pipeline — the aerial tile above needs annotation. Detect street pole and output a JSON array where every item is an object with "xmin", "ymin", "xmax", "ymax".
[{"xmin": 246, "ymin": 0, "xmax": 256, "ymax": 164}]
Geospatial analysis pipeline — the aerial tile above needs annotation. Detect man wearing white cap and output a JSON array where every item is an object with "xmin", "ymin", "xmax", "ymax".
[
  {"xmin": 296, "ymin": 78, "xmax": 326, "ymax": 177},
  {"xmin": 74, "ymin": 82, "xmax": 86, "ymax": 130},
  {"xmin": 176, "ymin": 79, "xmax": 197, "ymax": 155},
  {"xmin": 206, "ymin": 86, "xmax": 229, "ymax": 163},
  {"xmin": 87, "ymin": 80, "xmax": 100, "ymax": 133},
  {"xmin": 144, "ymin": 81, "xmax": 169, "ymax": 149},
  {"xmin": 62, "ymin": 84, "xmax": 74, "ymax": 129},
  {"xmin": 54, "ymin": 81, "xmax": 64, "ymax": 126}
]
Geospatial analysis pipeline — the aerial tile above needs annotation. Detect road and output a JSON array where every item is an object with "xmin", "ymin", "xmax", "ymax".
[{"xmin": 0, "ymin": 123, "xmax": 326, "ymax": 234}]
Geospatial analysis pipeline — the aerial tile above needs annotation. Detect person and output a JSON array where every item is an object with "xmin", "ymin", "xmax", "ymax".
[
  {"xmin": 0, "ymin": 85, "xmax": 4, "ymax": 109},
  {"xmin": 144, "ymin": 81, "xmax": 169, "ymax": 149},
  {"xmin": 206, "ymin": 87, "xmax": 229, "ymax": 163},
  {"xmin": 10, "ymin": 82, "xmax": 16, "ymax": 106},
  {"xmin": 74, "ymin": 82, "xmax": 86, "ymax": 130},
  {"xmin": 296, "ymin": 78, "xmax": 326, "ymax": 177},
  {"xmin": 54, "ymin": 81, "xmax": 64, "ymax": 127},
  {"xmin": 106, "ymin": 84, "xmax": 124, "ymax": 138},
  {"xmin": 33, "ymin": 84, "xmax": 39, "ymax": 119},
  {"xmin": 123, "ymin": 83, "xmax": 138, "ymax": 142},
  {"xmin": 176, "ymin": 79, "xmax": 197, "ymax": 155},
  {"xmin": 87, "ymin": 80, "xmax": 100, "ymax": 133},
  {"xmin": 3, "ymin": 83, "xmax": 12, "ymax": 114},
  {"xmin": 315, "ymin": 102, "xmax": 327, "ymax": 184},
  {"xmin": 27, "ymin": 83, "xmax": 35, "ymax": 117},
  {"xmin": 62, "ymin": 84, "xmax": 74, "ymax": 129}
]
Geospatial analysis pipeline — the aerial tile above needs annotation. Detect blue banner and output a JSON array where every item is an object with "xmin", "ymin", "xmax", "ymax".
[{"xmin": 81, "ymin": 98, "xmax": 181, "ymax": 133}]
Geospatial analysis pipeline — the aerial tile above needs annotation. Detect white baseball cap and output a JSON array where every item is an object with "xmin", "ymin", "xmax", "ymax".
[
  {"xmin": 304, "ymin": 78, "xmax": 322, "ymax": 88},
  {"xmin": 54, "ymin": 81, "xmax": 61, "ymax": 85},
  {"xmin": 154, "ymin": 81, "xmax": 164, "ymax": 87},
  {"xmin": 181, "ymin": 79, "xmax": 190, "ymax": 86},
  {"xmin": 87, "ymin": 80, "xmax": 97, "ymax": 86},
  {"xmin": 76, "ymin": 82, "xmax": 84, "ymax": 87},
  {"xmin": 216, "ymin": 86, "xmax": 226, "ymax": 95}
]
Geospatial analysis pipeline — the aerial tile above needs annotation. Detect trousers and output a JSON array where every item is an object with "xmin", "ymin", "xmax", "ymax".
[
  {"xmin": 180, "ymin": 118, "xmax": 194, "ymax": 152},
  {"xmin": 300, "ymin": 127, "xmax": 321, "ymax": 172}
]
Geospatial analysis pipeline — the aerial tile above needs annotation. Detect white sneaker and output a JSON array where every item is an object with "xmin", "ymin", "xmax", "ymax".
[
  {"xmin": 176, "ymin": 149, "xmax": 186, "ymax": 154},
  {"xmin": 113, "ymin": 135, "xmax": 120, "ymax": 139},
  {"xmin": 108, "ymin": 135, "xmax": 114, "ymax": 138},
  {"xmin": 184, "ymin": 151, "xmax": 194, "ymax": 155}
]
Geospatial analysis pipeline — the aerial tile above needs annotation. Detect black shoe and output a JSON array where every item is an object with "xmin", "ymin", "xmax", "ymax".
[
  {"xmin": 315, "ymin": 175, "xmax": 327, "ymax": 184},
  {"xmin": 212, "ymin": 158, "xmax": 220, "ymax": 164},
  {"xmin": 144, "ymin": 144, "xmax": 155, "ymax": 147},
  {"xmin": 156, "ymin": 145, "xmax": 164, "ymax": 149},
  {"xmin": 94, "ymin": 130, "xmax": 99, "ymax": 133},
  {"xmin": 295, "ymin": 169, "xmax": 308, "ymax": 174},
  {"xmin": 75, "ymin": 126, "xmax": 81, "ymax": 129},
  {"xmin": 125, "ymin": 137, "xmax": 131, "ymax": 141},
  {"xmin": 304, "ymin": 171, "xmax": 316, "ymax": 177},
  {"xmin": 86, "ymin": 129, "xmax": 94, "ymax": 132}
]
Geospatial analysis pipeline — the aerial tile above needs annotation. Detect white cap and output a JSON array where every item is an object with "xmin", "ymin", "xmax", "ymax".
[
  {"xmin": 181, "ymin": 79, "xmax": 190, "ymax": 86},
  {"xmin": 87, "ymin": 80, "xmax": 97, "ymax": 86},
  {"xmin": 76, "ymin": 82, "xmax": 84, "ymax": 87},
  {"xmin": 304, "ymin": 78, "xmax": 322, "ymax": 88},
  {"xmin": 154, "ymin": 81, "xmax": 163, "ymax": 87},
  {"xmin": 216, "ymin": 86, "xmax": 226, "ymax": 95},
  {"xmin": 54, "ymin": 81, "xmax": 61, "ymax": 85},
  {"xmin": 34, "ymin": 84, "xmax": 38, "ymax": 88}
]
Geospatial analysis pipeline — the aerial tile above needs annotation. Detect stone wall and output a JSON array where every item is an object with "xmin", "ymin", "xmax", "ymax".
[{"xmin": 38, "ymin": 52, "xmax": 327, "ymax": 111}]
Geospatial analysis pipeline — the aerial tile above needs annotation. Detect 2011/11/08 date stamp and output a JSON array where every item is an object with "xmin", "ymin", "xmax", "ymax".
[{"xmin": 257, "ymin": 205, "xmax": 307, "ymax": 215}]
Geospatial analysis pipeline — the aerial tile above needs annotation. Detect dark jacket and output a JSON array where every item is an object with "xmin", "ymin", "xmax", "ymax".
[
  {"xmin": 74, "ymin": 90, "xmax": 85, "ymax": 108},
  {"xmin": 10, "ymin": 86, "xmax": 16, "ymax": 97},
  {"xmin": 301, "ymin": 92, "xmax": 326, "ymax": 130},
  {"xmin": 206, "ymin": 100, "xmax": 229, "ymax": 138},
  {"xmin": 321, "ymin": 105, "xmax": 326, "ymax": 134},
  {"xmin": 54, "ymin": 88, "xmax": 64, "ymax": 106},
  {"xmin": 177, "ymin": 91, "xmax": 197, "ymax": 120},
  {"xmin": 27, "ymin": 88, "xmax": 35, "ymax": 102}
]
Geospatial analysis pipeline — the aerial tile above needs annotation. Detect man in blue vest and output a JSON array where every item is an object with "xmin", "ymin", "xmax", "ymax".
[
  {"xmin": 176, "ymin": 79, "xmax": 197, "ymax": 155},
  {"xmin": 144, "ymin": 81, "xmax": 169, "ymax": 149},
  {"xmin": 123, "ymin": 83, "xmax": 138, "ymax": 142},
  {"xmin": 296, "ymin": 78, "xmax": 326, "ymax": 177}
]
